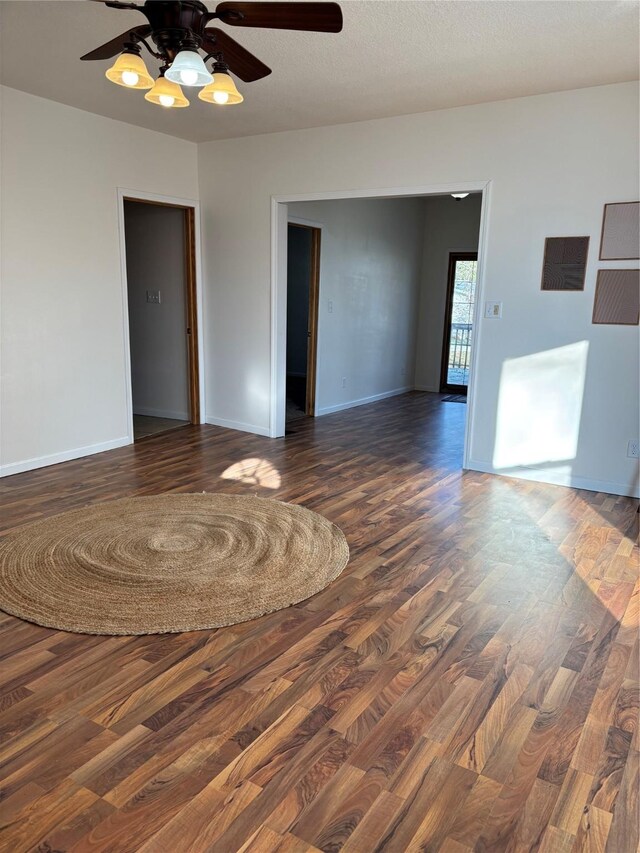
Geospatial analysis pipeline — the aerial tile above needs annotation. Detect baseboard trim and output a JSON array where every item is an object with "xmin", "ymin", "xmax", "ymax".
[
  {"xmin": 0, "ymin": 436, "xmax": 132, "ymax": 479},
  {"xmin": 133, "ymin": 406, "xmax": 189, "ymax": 420},
  {"xmin": 466, "ymin": 459, "xmax": 640, "ymax": 499},
  {"xmin": 205, "ymin": 416, "xmax": 271, "ymax": 438},
  {"xmin": 317, "ymin": 386, "xmax": 413, "ymax": 416}
]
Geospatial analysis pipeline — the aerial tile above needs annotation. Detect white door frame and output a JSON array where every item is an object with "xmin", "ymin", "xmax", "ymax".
[
  {"xmin": 270, "ymin": 181, "xmax": 492, "ymax": 471},
  {"xmin": 117, "ymin": 188, "xmax": 206, "ymax": 444}
]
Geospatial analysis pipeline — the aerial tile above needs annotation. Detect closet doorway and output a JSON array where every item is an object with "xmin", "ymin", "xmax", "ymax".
[{"xmin": 122, "ymin": 198, "xmax": 200, "ymax": 441}]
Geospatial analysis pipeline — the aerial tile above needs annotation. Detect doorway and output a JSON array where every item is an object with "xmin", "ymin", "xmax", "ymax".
[
  {"xmin": 123, "ymin": 199, "xmax": 200, "ymax": 441},
  {"xmin": 271, "ymin": 183, "xmax": 490, "ymax": 459},
  {"xmin": 440, "ymin": 252, "xmax": 478, "ymax": 395},
  {"xmin": 286, "ymin": 222, "xmax": 320, "ymax": 423}
]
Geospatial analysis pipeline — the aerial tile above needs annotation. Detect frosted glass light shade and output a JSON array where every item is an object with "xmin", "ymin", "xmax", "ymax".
[
  {"xmin": 451, "ymin": 193, "xmax": 470, "ymax": 199},
  {"xmin": 198, "ymin": 72, "xmax": 243, "ymax": 105},
  {"xmin": 165, "ymin": 51, "xmax": 212, "ymax": 87},
  {"xmin": 105, "ymin": 52, "xmax": 154, "ymax": 89},
  {"xmin": 145, "ymin": 76, "xmax": 189, "ymax": 108}
]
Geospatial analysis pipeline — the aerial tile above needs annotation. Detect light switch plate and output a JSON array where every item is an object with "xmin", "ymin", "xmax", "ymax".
[
  {"xmin": 484, "ymin": 301, "xmax": 502, "ymax": 319},
  {"xmin": 146, "ymin": 290, "xmax": 161, "ymax": 304}
]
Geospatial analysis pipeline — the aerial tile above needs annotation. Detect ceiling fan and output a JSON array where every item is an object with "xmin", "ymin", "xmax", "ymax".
[{"xmin": 82, "ymin": 0, "xmax": 343, "ymax": 108}]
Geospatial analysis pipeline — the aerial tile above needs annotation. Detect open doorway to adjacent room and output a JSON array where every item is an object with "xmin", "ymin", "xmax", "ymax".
[
  {"xmin": 286, "ymin": 221, "xmax": 321, "ymax": 426},
  {"xmin": 273, "ymin": 188, "xmax": 486, "ymax": 467},
  {"xmin": 122, "ymin": 198, "xmax": 200, "ymax": 442}
]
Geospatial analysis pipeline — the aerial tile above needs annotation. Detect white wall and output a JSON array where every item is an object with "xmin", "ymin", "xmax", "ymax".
[
  {"xmin": 288, "ymin": 198, "xmax": 425, "ymax": 414},
  {"xmin": 124, "ymin": 202, "xmax": 189, "ymax": 420},
  {"xmin": 198, "ymin": 82, "xmax": 639, "ymax": 496},
  {"xmin": 415, "ymin": 194, "xmax": 482, "ymax": 391},
  {"xmin": 2, "ymin": 82, "xmax": 638, "ymax": 497},
  {"xmin": 0, "ymin": 87, "xmax": 199, "ymax": 475}
]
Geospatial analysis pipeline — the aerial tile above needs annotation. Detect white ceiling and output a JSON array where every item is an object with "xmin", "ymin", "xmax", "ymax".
[{"xmin": 1, "ymin": 0, "xmax": 638, "ymax": 142}]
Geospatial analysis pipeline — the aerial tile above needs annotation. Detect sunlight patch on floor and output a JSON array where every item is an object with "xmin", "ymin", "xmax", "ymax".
[{"xmin": 221, "ymin": 458, "xmax": 281, "ymax": 489}]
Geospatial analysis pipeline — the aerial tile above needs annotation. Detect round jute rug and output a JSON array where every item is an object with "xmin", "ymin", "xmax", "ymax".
[{"xmin": 0, "ymin": 493, "xmax": 349, "ymax": 635}]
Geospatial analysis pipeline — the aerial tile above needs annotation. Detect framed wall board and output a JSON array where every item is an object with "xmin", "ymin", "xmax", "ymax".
[
  {"xmin": 599, "ymin": 201, "xmax": 640, "ymax": 260},
  {"xmin": 541, "ymin": 236, "xmax": 589, "ymax": 291},
  {"xmin": 592, "ymin": 269, "xmax": 640, "ymax": 325}
]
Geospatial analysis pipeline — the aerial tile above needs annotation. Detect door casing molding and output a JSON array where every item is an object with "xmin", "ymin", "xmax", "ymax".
[{"xmin": 117, "ymin": 188, "xmax": 206, "ymax": 444}]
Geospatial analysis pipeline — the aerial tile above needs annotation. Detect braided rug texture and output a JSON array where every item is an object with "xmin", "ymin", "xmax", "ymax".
[{"xmin": 0, "ymin": 493, "xmax": 349, "ymax": 635}]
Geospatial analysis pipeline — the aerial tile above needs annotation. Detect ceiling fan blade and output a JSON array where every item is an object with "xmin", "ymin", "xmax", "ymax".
[
  {"xmin": 80, "ymin": 25, "xmax": 152, "ymax": 60},
  {"xmin": 202, "ymin": 28, "xmax": 271, "ymax": 82},
  {"xmin": 88, "ymin": 0, "xmax": 142, "ymax": 9},
  {"xmin": 215, "ymin": 2, "xmax": 343, "ymax": 32}
]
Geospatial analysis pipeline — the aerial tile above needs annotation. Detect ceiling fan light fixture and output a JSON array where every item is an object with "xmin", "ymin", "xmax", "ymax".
[
  {"xmin": 198, "ymin": 71, "xmax": 243, "ymax": 105},
  {"xmin": 451, "ymin": 193, "xmax": 470, "ymax": 200},
  {"xmin": 85, "ymin": 0, "xmax": 343, "ymax": 115},
  {"xmin": 165, "ymin": 50, "xmax": 213, "ymax": 87},
  {"xmin": 105, "ymin": 50, "xmax": 154, "ymax": 90},
  {"xmin": 144, "ymin": 75, "xmax": 190, "ymax": 108}
]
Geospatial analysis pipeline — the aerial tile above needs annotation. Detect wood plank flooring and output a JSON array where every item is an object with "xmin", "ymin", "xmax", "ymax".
[
  {"xmin": 0, "ymin": 391, "xmax": 637, "ymax": 852},
  {"xmin": 133, "ymin": 415, "xmax": 189, "ymax": 440}
]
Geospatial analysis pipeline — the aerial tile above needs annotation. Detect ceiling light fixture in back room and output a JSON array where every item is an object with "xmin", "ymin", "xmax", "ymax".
[{"xmin": 82, "ymin": 0, "xmax": 343, "ymax": 109}]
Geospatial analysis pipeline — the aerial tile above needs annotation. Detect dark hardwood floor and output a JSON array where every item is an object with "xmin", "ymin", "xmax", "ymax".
[{"xmin": 0, "ymin": 392, "xmax": 637, "ymax": 852}]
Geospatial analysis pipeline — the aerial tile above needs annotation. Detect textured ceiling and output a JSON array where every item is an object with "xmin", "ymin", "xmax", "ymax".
[{"xmin": 1, "ymin": 0, "xmax": 638, "ymax": 142}]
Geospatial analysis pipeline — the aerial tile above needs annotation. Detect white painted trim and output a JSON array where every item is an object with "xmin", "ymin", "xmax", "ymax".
[
  {"xmin": 271, "ymin": 198, "xmax": 289, "ymax": 438},
  {"xmin": 116, "ymin": 188, "xmax": 206, "ymax": 450},
  {"xmin": 317, "ymin": 386, "xmax": 414, "ymax": 416},
  {"xmin": 461, "ymin": 183, "xmax": 491, "ymax": 471},
  {"xmin": 276, "ymin": 182, "xmax": 486, "ymax": 204},
  {"xmin": 467, "ymin": 459, "xmax": 640, "ymax": 499},
  {"xmin": 0, "ymin": 437, "xmax": 130, "ymax": 478},
  {"xmin": 205, "ymin": 416, "xmax": 271, "ymax": 437},
  {"xmin": 192, "ymin": 202, "xmax": 207, "ymax": 426},
  {"xmin": 270, "ymin": 180, "xmax": 491, "ymax": 446},
  {"xmin": 133, "ymin": 407, "xmax": 189, "ymax": 420},
  {"xmin": 116, "ymin": 192, "xmax": 135, "ymax": 446}
]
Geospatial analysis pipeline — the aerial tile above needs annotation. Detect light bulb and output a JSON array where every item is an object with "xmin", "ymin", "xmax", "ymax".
[
  {"xmin": 180, "ymin": 69, "xmax": 199, "ymax": 86},
  {"xmin": 159, "ymin": 93, "xmax": 176, "ymax": 107},
  {"xmin": 213, "ymin": 90, "xmax": 229, "ymax": 104},
  {"xmin": 121, "ymin": 70, "xmax": 140, "ymax": 87}
]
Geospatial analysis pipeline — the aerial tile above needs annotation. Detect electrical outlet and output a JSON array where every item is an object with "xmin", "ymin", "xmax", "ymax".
[
  {"xmin": 328, "ymin": 300, "xmax": 333, "ymax": 313},
  {"xmin": 627, "ymin": 440, "xmax": 640, "ymax": 459},
  {"xmin": 342, "ymin": 377, "xmax": 347, "ymax": 388},
  {"xmin": 146, "ymin": 290, "xmax": 161, "ymax": 304}
]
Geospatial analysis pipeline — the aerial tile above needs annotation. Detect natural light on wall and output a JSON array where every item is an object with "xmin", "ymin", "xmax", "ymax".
[{"xmin": 493, "ymin": 341, "xmax": 589, "ymax": 471}]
